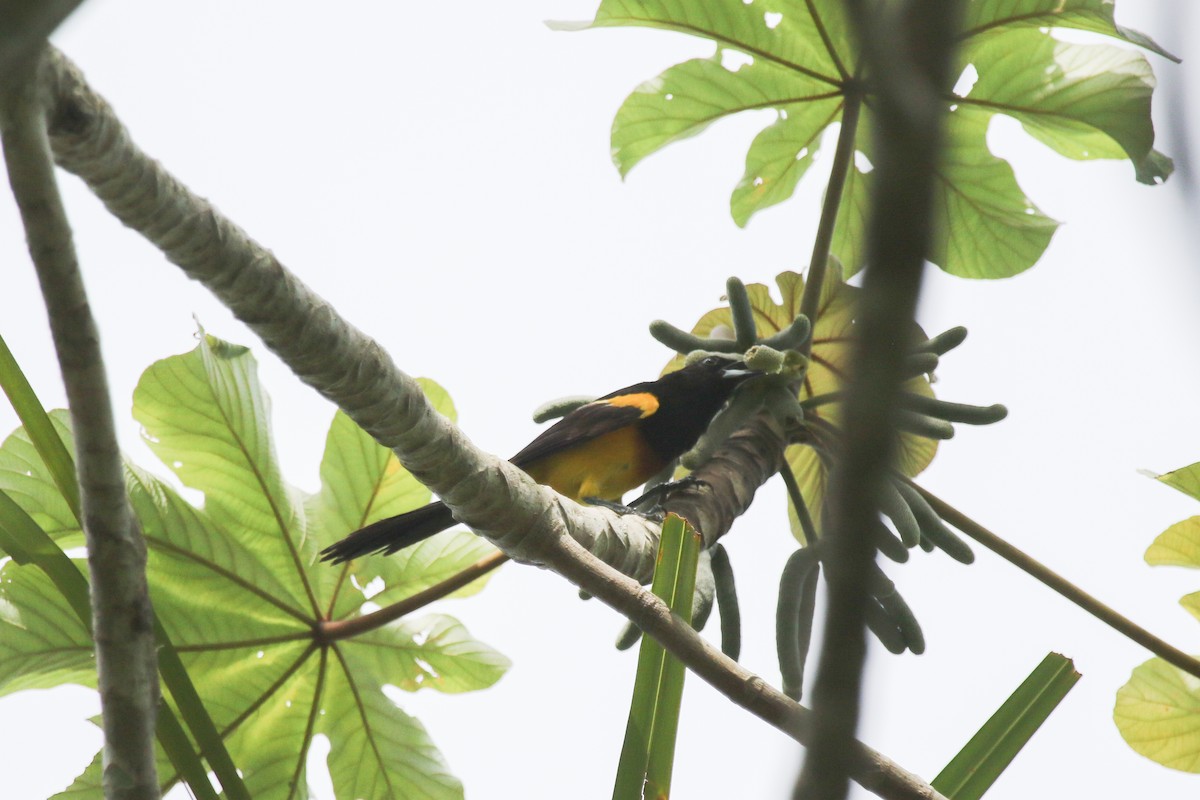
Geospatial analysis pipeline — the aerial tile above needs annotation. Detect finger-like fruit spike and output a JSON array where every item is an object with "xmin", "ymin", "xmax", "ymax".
[
  {"xmin": 710, "ymin": 544, "xmax": 741, "ymax": 661},
  {"xmin": 865, "ymin": 597, "xmax": 907, "ymax": 654},
  {"xmin": 777, "ymin": 549, "xmax": 819, "ymax": 701},
  {"xmin": 532, "ymin": 395, "xmax": 595, "ymax": 423},
  {"xmin": 897, "ymin": 410, "xmax": 956, "ymax": 440},
  {"xmin": 875, "ymin": 587, "xmax": 925, "ymax": 654},
  {"xmin": 893, "ymin": 478, "xmax": 976, "ymax": 564},
  {"xmin": 880, "ymin": 480, "xmax": 922, "ymax": 547},
  {"xmin": 781, "ymin": 349, "xmax": 809, "ymax": 375},
  {"xmin": 914, "ymin": 326, "xmax": 968, "ymax": 356},
  {"xmin": 920, "ymin": 520, "xmax": 974, "ymax": 564},
  {"xmin": 899, "ymin": 393, "xmax": 1008, "ymax": 425},
  {"xmin": 725, "ymin": 276, "xmax": 758, "ymax": 350},
  {"xmin": 902, "ymin": 351, "xmax": 940, "ymax": 379},
  {"xmin": 692, "ymin": 549, "xmax": 716, "ymax": 630},
  {"xmin": 615, "ymin": 622, "xmax": 642, "ymax": 651},
  {"xmin": 761, "ymin": 314, "xmax": 812, "ymax": 352},
  {"xmin": 745, "ymin": 344, "xmax": 786, "ymax": 373},
  {"xmin": 649, "ymin": 319, "xmax": 743, "ymax": 355},
  {"xmin": 873, "ymin": 520, "xmax": 910, "ymax": 563},
  {"xmin": 764, "ymin": 386, "xmax": 804, "ymax": 429}
]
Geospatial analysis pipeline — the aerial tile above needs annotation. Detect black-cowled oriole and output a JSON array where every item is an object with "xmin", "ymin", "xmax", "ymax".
[{"xmin": 320, "ymin": 356, "xmax": 757, "ymax": 563}]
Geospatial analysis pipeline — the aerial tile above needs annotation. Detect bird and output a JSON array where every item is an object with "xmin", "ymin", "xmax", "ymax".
[{"xmin": 320, "ymin": 356, "xmax": 759, "ymax": 563}]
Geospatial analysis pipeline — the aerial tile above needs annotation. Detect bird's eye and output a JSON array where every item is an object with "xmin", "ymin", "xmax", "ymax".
[{"xmin": 702, "ymin": 356, "xmax": 720, "ymax": 367}]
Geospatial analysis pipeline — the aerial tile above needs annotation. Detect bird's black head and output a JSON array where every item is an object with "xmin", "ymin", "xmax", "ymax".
[
  {"xmin": 688, "ymin": 355, "xmax": 758, "ymax": 384},
  {"xmin": 638, "ymin": 355, "xmax": 760, "ymax": 460}
]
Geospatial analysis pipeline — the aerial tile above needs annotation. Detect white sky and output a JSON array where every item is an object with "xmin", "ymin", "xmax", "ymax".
[{"xmin": 1, "ymin": 2, "xmax": 1198, "ymax": 799}]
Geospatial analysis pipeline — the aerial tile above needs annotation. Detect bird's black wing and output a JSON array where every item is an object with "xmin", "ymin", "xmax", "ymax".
[{"xmin": 508, "ymin": 393, "xmax": 658, "ymax": 468}]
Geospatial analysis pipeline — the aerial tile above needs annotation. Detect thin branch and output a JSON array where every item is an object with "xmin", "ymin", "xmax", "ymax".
[
  {"xmin": 912, "ymin": 482, "xmax": 1200, "ymax": 680},
  {"xmin": 799, "ymin": 91, "xmax": 862, "ymax": 339},
  {"xmin": 796, "ymin": 3, "xmax": 963, "ymax": 799},
  {"xmin": 317, "ymin": 551, "xmax": 509, "ymax": 643},
  {"xmin": 0, "ymin": 52, "xmax": 159, "ymax": 800}
]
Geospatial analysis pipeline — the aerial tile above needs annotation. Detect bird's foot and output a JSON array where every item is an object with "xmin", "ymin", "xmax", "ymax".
[
  {"xmin": 582, "ymin": 496, "xmax": 666, "ymax": 523},
  {"xmin": 628, "ymin": 475, "xmax": 710, "ymax": 511}
]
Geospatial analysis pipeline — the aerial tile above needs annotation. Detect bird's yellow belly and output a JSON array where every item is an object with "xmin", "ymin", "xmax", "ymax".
[{"xmin": 523, "ymin": 425, "xmax": 665, "ymax": 503}]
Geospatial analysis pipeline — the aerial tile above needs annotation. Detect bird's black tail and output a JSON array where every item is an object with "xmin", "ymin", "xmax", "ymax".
[{"xmin": 320, "ymin": 501, "xmax": 457, "ymax": 563}]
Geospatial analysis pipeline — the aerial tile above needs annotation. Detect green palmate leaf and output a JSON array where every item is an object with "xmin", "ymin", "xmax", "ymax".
[
  {"xmin": 1115, "ymin": 657, "xmax": 1200, "ymax": 773},
  {"xmin": 934, "ymin": 652, "xmax": 1080, "ymax": 799},
  {"xmin": 960, "ymin": 0, "xmax": 1177, "ymax": 62},
  {"xmin": 0, "ymin": 332, "xmax": 508, "ymax": 800},
  {"xmin": 0, "ymin": 561, "xmax": 93, "ymax": 696},
  {"xmin": 0, "ymin": 486, "xmax": 92, "ymax": 624},
  {"xmin": 957, "ymin": 25, "xmax": 1169, "ymax": 183},
  {"xmin": 1155, "ymin": 461, "xmax": 1200, "ymax": 503},
  {"xmin": 1145, "ymin": 516, "xmax": 1200, "ymax": 568},
  {"xmin": 929, "ymin": 110, "xmax": 1059, "ymax": 280},
  {"xmin": 308, "ymin": 405, "xmax": 497, "ymax": 622},
  {"xmin": 0, "ymin": 335, "xmax": 81, "ymax": 523},
  {"xmin": 610, "ymin": 54, "xmax": 841, "ymax": 180},
  {"xmin": 731, "ymin": 98, "xmax": 842, "ymax": 226},
  {"xmin": 563, "ymin": 0, "xmax": 1170, "ymax": 277},
  {"xmin": 133, "ymin": 333, "xmax": 314, "ymax": 609},
  {"xmin": 1114, "ymin": 461, "xmax": 1200, "ymax": 772},
  {"xmin": 324, "ymin": 661, "xmax": 463, "ymax": 800},
  {"xmin": 344, "ymin": 614, "xmax": 511, "ymax": 694},
  {"xmin": 676, "ymin": 270, "xmax": 935, "ymax": 540},
  {"xmin": 0, "ymin": 410, "xmax": 242, "ymax": 799},
  {"xmin": 0, "ymin": 409, "xmax": 81, "ymax": 546}
]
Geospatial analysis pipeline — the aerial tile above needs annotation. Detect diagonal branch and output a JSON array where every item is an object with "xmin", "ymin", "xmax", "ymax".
[
  {"xmin": 912, "ymin": 482, "xmax": 1200, "ymax": 679},
  {"xmin": 317, "ymin": 551, "xmax": 509, "ymax": 643},
  {"xmin": 0, "ymin": 51, "xmax": 160, "ymax": 800}
]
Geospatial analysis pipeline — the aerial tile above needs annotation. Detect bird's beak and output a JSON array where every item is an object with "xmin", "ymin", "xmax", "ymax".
[{"xmin": 720, "ymin": 361, "xmax": 761, "ymax": 381}]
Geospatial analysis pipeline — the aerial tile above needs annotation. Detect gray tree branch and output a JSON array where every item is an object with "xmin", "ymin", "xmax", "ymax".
[{"xmin": 0, "ymin": 50, "xmax": 159, "ymax": 800}]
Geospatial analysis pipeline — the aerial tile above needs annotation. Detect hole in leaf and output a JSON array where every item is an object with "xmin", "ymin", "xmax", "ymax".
[
  {"xmin": 854, "ymin": 151, "xmax": 874, "ymax": 173},
  {"xmin": 764, "ymin": 11, "xmax": 783, "ymax": 29},
  {"xmin": 952, "ymin": 63, "xmax": 978, "ymax": 97},
  {"xmin": 720, "ymin": 50, "xmax": 754, "ymax": 71}
]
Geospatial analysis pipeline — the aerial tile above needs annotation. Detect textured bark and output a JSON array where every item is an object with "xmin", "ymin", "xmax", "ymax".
[
  {"xmin": 1, "ymin": 52, "xmax": 160, "ymax": 800},
  {"xmin": 666, "ymin": 413, "xmax": 788, "ymax": 547}
]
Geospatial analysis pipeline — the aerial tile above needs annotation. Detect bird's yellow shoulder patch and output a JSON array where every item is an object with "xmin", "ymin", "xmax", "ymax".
[{"xmin": 599, "ymin": 392, "xmax": 659, "ymax": 418}]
